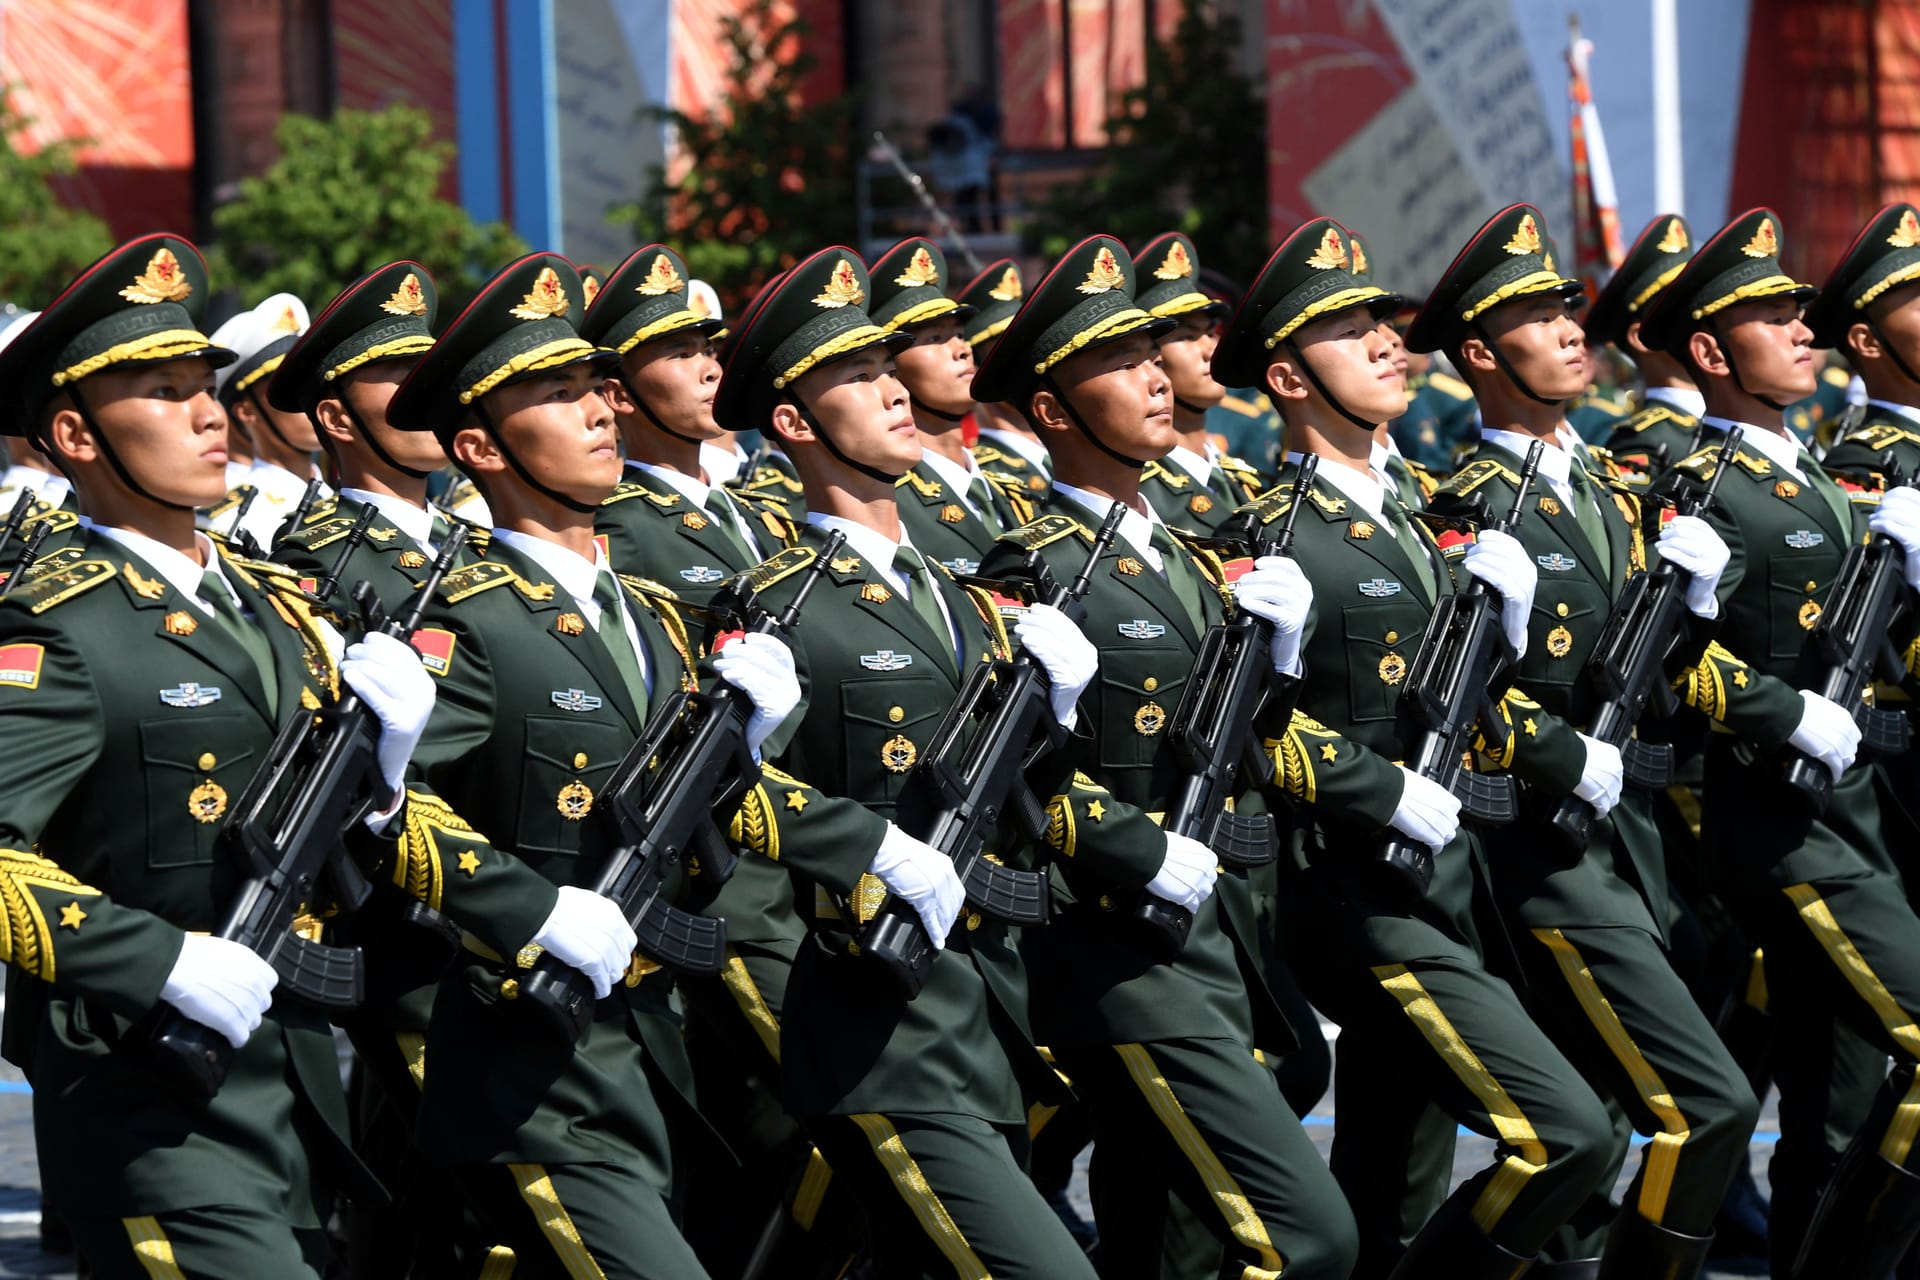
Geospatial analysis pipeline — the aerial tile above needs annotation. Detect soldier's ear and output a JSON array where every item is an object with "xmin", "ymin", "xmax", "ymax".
[
  {"xmin": 1687, "ymin": 328, "xmax": 1731, "ymax": 380},
  {"xmin": 1622, "ymin": 320, "xmax": 1653, "ymax": 359},
  {"xmin": 1846, "ymin": 320, "xmax": 1883, "ymax": 364},
  {"xmin": 449, "ymin": 422, "xmax": 504, "ymax": 477},
  {"xmin": 1456, "ymin": 334, "xmax": 1500, "ymax": 381},
  {"xmin": 41, "ymin": 396, "xmax": 97, "ymax": 469},
  {"xmin": 766, "ymin": 398, "xmax": 810, "ymax": 448},
  {"xmin": 312, "ymin": 397, "xmax": 356, "ymax": 447},
  {"xmin": 1262, "ymin": 353, "xmax": 1308, "ymax": 404},
  {"xmin": 1025, "ymin": 385, "xmax": 1072, "ymax": 436}
]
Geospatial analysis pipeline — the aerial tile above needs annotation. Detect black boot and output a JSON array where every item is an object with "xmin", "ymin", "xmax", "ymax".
[
  {"xmin": 1595, "ymin": 1210, "xmax": 1713, "ymax": 1280},
  {"xmin": 1388, "ymin": 1200, "xmax": 1535, "ymax": 1280},
  {"xmin": 1791, "ymin": 1139, "xmax": 1920, "ymax": 1279}
]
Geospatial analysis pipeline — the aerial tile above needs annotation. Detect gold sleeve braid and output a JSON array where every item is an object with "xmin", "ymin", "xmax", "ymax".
[
  {"xmin": 959, "ymin": 585, "xmax": 1014, "ymax": 660},
  {"xmin": 1042, "ymin": 771, "xmax": 1114, "ymax": 859},
  {"xmin": 391, "ymin": 791, "xmax": 480, "ymax": 912},
  {"xmin": 0, "ymin": 849, "xmax": 100, "ymax": 983},
  {"xmin": 1677, "ymin": 641, "xmax": 1746, "ymax": 723},
  {"xmin": 728, "ymin": 779, "xmax": 780, "ymax": 863},
  {"xmin": 1263, "ymin": 710, "xmax": 1344, "ymax": 803},
  {"xmin": 1473, "ymin": 688, "xmax": 1542, "ymax": 770}
]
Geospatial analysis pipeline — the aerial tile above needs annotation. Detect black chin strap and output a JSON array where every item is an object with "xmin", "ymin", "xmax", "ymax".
[
  {"xmin": 471, "ymin": 400, "xmax": 599, "ymax": 514},
  {"xmin": 319, "ymin": 390, "xmax": 435, "ymax": 481},
  {"xmin": 916, "ymin": 402, "xmax": 969, "ymax": 424},
  {"xmin": 617, "ymin": 373, "xmax": 707, "ymax": 447},
  {"xmin": 245, "ymin": 388, "xmax": 307, "ymax": 458},
  {"xmin": 782, "ymin": 392, "xmax": 904, "ymax": 484},
  {"xmin": 1173, "ymin": 395, "xmax": 1213, "ymax": 416},
  {"xmin": 1040, "ymin": 372, "xmax": 1145, "ymax": 469},
  {"xmin": 1285, "ymin": 339, "xmax": 1381, "ymax": 432},
  {"xmin": 1866, "ymin": 317, "xmax": 1920, "ymax": 391},
  {"xmin": 1706, "ymin": 320, "xmax": 1787, "ymax": 412},
  {"xmin": 1470, "ymin": 321, "xmax": 1573, "ymax": 408},
  {"xmin": 68, "ymin": 384, "xmax": 196, "ymax": 513}
]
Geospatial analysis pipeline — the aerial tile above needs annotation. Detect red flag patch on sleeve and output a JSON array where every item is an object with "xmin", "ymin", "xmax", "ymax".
[
  {"xmin": 711, "ymin": 628, "xmax": 745, "ymax": 653},
  {"xmin": 1435, "ymin": 528, "xmax": 1476, "ymax": 556},
  {"xmin": 1221, "ymin": 556, "xmax": 1256, "ymax": 583},
  {"xmin": 0, "ymin": 643, "xmax": 46, "ymax": 691},
  {"xmin": 410, "ymin": 628, "xmax": 456, "ymax": 677}
]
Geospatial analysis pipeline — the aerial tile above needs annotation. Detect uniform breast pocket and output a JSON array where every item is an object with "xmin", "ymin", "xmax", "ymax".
[
  {"xmin": 1522, "ymin": 587, "xmax": 1603, "ymax": 687},
  {"xmin": 139, "ymin": 715, "xmax": 258, "ymax": 868},
  {"xmin": 516, "ymin": 715, "xmax": 632, "ymax": 858},
  {"xmin": 1766, "ymin": 552, "xmax": 1835, "ymax": 662},
  {"xmin": 1095, "ymin": 649, "xmax": 1187, "ymax": 773},
  {"xmin": 1342, "ymin": 603, "xmax": 1427, "ymax": 724},
  {"xmin": 840, "ymin": 674, "xmax": 946, "ymax": 809}
]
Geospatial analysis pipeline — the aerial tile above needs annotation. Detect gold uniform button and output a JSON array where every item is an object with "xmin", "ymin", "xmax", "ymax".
[
  {"xmin": 1143, "ymin": 676, "xmax": 1159, "ymax": 692},
  {"xmin": 888, "ymin": 706, "xmax": 905, "ymax": 723},
  {"xmin": 197, "ymin": 752, "xmax": 216, "ymax": 771},
  {"xmin": 499, "ymin": 978, "xmax": 520, "ymax": 1000},
  {"xmin": 1556, "ymin": 602, "xmax": 1569, "ymax": 617},
  {"xmin": 573, "ymin": 752, "xmax": 588, "ymax": 770},
  {"xmin": 965, "ymin": 911, "xmax": 982, "ymax": 931},
  {"xmin": 1805, "ymin": 581, "xmax": 1818, "ymax": 593},
  {"xmin": 1384, "ymin": 631, "xmax": 1399, "ymax": 645},
  {"xmin": 1097, "ymin": 895, "xmax": 1115, "ymax": 911}
]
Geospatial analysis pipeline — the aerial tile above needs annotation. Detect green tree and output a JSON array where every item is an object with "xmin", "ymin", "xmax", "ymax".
[
  {"xmin": 210, "ymin": 105, "xmax": 524, "ymax": 312},
  {"xmin": 0, "ymin": 93, "xmax": 113, "ymax": 307},
  {"xmin": 1026, "ymin": 0, "xmax": 1267, "ymax": 288},
  {"xmin": 617, "ymin": 0, "xmax": 857, "ymax": 306}
]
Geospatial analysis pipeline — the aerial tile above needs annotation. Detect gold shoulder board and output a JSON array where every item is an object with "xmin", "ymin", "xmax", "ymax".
[
  {"xmin": 439, "ymin": 562, "xmax": 519, "ymax": 603},
  {"xmin": 745, "ymin": 545, "xmax": 818, "ymax": 591},
  {"xmin": 13, "ymin": 559, "xmax": 115, "ymax": 615},
  {"xmin": 1010, "ymin": 514, "xmax": 1084, "ymax": 550}
]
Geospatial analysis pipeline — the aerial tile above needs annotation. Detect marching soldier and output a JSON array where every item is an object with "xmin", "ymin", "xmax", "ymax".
[
  {"xmin": 207, "ymin": 294, "xmax": 327, "ymax": 551},
  {"xmin": 1592, "ymin": 215, "xmax": 1705, "ymax": 476},
  {"xmin": 1421, "ymin": 204, "xmax": 1759, "ymax": 1277},
  {"xmin": 1642, "ymin": 208, "xmax": 1920, "ymax": 1276},
  {"xmin": 972, "ymin": 234, "xmax": 1361, "ymax": 1280},
  {"xmin": 1345, "ymin": 228, "xmax": 1439, "ymax": 512},
  {"xmin": 581, "ymin": 243, "xmax": 794, "ymax": 603},
  {"xmin": 714, "ymin": 245, "xmax": 1105, "ymax": 1277},
  {"xmin": 957, "ymin": 258, "xmax": 1057, "ymax": 508},
  {"xmin": 1215, "ymin": 217, "xmax": 1617, "ymax": 1278},
  {"xmin": 1131, "ymin": 233, "xmax": 1266, "ymax": 535},
  {"xmin": 381, "ymin": 252, "xmax": 808, "ymax": 1276},
  {"xmin": 0, "ymin": 234, "xmax": 436, "ymax": 1274}
]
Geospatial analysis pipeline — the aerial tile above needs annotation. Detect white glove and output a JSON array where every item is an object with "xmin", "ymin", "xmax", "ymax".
[
  {"xmin": 1390, "ymin": 767, "xmax": 1462, "ymax": 851},
  {"xmin": 532, "ymin": 886, "xmax": 639, "ymax": 1000},
  {"xmin": 1869, "ymin": 486, "xmax": 1920, "ymax": 593},
  {"xmin": 1573, "ymin": 733, "xmax": 1625, "ymax": 817},
  {"xmin": 1014, "ymin": 603, "xmax": 1098, "ymax": 730},
  {"xmin": 1234, "ymin": 556, "xmax": 1313, "ymax": 675},
  {"xmin": 711, "ymin": 631, "xmax": 802, "ymax": 757},
  {"xmin": 161, "ymin": 934, "xmax": 278, "ymax": 1050},
  {"xmin": 870, "ymin": 822, "xmax": 964, "ymax": 948},
  {"xmin": 1788, "ymin": 689, "xmax": 1862, "ymax": 783},
  {"xmin": 340, "ymin": 631, "xmax": 437, "ymax": 796},
  {"xmin": 1461, "ymin": 529, "xmax": 1537, "ymax": 659},
  {"xmin": 1145, "ymin": 830, "xmax": 1218, "ymax": 912},
  {"xmin": 1656, "ymin": 514, "xmax": 1730, "ymax": 619}
]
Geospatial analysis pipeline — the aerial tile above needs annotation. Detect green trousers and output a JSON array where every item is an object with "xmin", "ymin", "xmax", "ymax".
[
  {"xmin": 455, "ymin": 1159, "xmax": 708, "ymax": 1280},
  {"xmin": 71, "ymin": 1207, "xmax": 325, "ymax": 1279}
]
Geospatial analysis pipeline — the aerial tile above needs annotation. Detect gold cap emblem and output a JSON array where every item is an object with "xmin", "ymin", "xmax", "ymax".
[
  {"xmin": 1154, "ymin": 240, "xmax": 1195, "ymax": 281},
  {"xmin": 271, "ymin": 304, "xmax": 301, "ymax": 333},
  {"xmin": 120, "ymin": 247, "xmax": 192, "ymax": 305},
  {"xmin": 381, "ymin": 272, "xmax": 428, "ymax": 316},
  {"xmin": 988, "ymin": 266, "xmax": 1023, "ymax": 302},
  {"xmin": 1078, "ymin": 247, "xmax": 1125, "ymax": 295},
  {"xmin": 1503, "ymin": 213, "xmax": 1545, "ymax": 256},
  {"xmin": 689, "ymin": 289, "xmax": 712, "ymax": 317},
  {"xmin": 1351, "ymin": 239, "xmax": 1369, "ymax": 276},
  {"xmin": 895, "ymin": 246, "xmax": 940, "ymax": 288},
  {"xmin": 582, "ymin": 274, "xmax": 602, "ymax": 307},
  {"xmin": 510, "ymin": 266, "xmax": 570, "ymax": 320},
  {"xmin": 638, "ymin": 253, "xmax": 686, "ymax": 296},
  {"xmin": 1657, "ymin": 218, "xmax": 1689, "ymax": 254},
  {"xmin": 1891, "ymin": 209, "xmax": 1920, "ymax": 249},
  {"xmin": 814, "ymin": 257, "xmax": 865, "ymax": 308},
  {"xmin": 1307, "ymin": 227, "xmax": 1348, "ymax": 270},
  {"xmin": 1742, "ymin": 218, "xmax": 1780, "ymax": 259}
]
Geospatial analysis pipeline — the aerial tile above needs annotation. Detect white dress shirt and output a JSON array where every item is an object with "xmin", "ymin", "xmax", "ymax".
[{"xmin": 491, "ymin": 528, "xmax": 652, "ymax": 695}]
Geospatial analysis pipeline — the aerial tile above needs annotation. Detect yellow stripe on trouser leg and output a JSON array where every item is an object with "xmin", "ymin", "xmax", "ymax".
[
  {"xmin": 791, "ymin": 1146, "xmax": 834, "ymax": 1232},
  {"xmin": 1114, "ymin": 1043, "xmax": 1287, "ymax": 1280},
  {"xmin": 121, "ymin": 1217, "xmax": 187, "ymax": 1280},
  {"xmin": 1782, "ymin": 884, "xmax": 1920, "ymax": 1163},
  {"xmin": 478, "ymin": 1245, "xmax": 517, "ymax": 1279},
  {"xmin": 508, "ymin": 1163, "xmax": 609, "ymax": 1280},
  {"xmin": 721, "ymin": 949, "xmax": 783, "ymax": 1062},
  {"xmin": 1532, "ymin": 928, "xmax": 1691, "ymax": 1224},
  {"xmin": 848, "ymin": 1114, "xmax": 989, "ymax": 1279},
  {"xmin": 1372, "ymin": 964, "xmax": 1548, "ymax": 1233}
]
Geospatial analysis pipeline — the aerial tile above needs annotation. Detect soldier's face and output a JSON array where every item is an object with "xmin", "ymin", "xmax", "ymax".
[
  {"xmin": 1713, "ymin": 298, "xmax": 1816, "ymax": 400},
  {"xmin": 60, "ymin": 358, "xmax": 230, "ymax": 508},
  {"xmin": 337, "ymin": 361, "xmax": 448, "ymax": 473},
  {"xmin": 1857, "ymin": 281, "xmax": 1920, "ymax": 382},
  {"xmin": 474, "ymin": 364, "xmax": 622, "ymax": 503},
  {"xmin": 790, "ymin": 346, "xmax": 919, "ymax": 473},
  {"xmin": 894, "ymin": 316, "xmax": 976, "ymax": 416},
  {"xmin": 1155, "ymin": 314, "xmax": 1225, "ymax": 410},
  {"xmin": 1375, "ymin": 320, "xmax": 1410, "ymax": 377},
  {"xmin": 1288, "ymin": 305, "xmax": 1405, "ymax": 424},
  {"xmin": 612, "ymin": 332, "xmax": 723, "ymax": 440},
  {"xmin": 1479, "ymin": 295, "xmax": 1587, "ymax": 400},
  {"xmin": 1051, "ymin": 332, "xmax": 1174, "ymax": 460}
]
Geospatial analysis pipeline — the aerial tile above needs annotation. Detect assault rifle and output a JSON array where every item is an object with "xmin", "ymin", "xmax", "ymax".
[
  {"xmin": 151, "ymin": 524, "xmax": 470, "ymax": 1096},
  {"xmin": 1129, "ymin": 458, "xmax": 1317, "ymax": 962},
  {"xmin": 857, "ymin": 504, "xmax": 1125, "ymax": 999},
  {"xmin": 1548, "ymin": 429, "xmax": 1742, "ymax": 853},
  {"xmin": 306, "ymin": 506, "xmax": 380, "ymax": 605},
  {"xmin": 275, "ymin": 477, "xmax": 326, "ymax": 545},
  {"xmin": 1379, "ymin": 440, "xmax": 1542, "ymax": 895},
  {"xmin": 0, "ymin": 492, "xmax": 35, "ymax": 558},
  {"xmin": 221, "ymin": 486, "xmax": 265, "ymax": 559},
  {"xmin": 1781, "ymin": 453, "xmax": 1916, "ymax": 813},
  {"xmin": 518, "ymin": 532, "xmax": 846, "ymax": 1039},
  {"xmin": 0, "ymin": 522, "xmax": 51, "ymax": 599}
]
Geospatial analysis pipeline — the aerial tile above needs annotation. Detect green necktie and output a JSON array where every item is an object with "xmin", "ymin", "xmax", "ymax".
[
  {"xmin": 1149, "ymin": 524, "xmax": 1210, "ymax": 634},
  {"xmin": 891, "ymin": 546, "xmax": 955, "ymax": 665},
  {"xmin": 1383, "ymin": 452, "xmax": 1418, "ymax": 506},
  {"xmin": 428, "ymin": 513, "xmax": 453, "ymax": 548},
  {"xmin": 1566, "ymin": 459, "xmax": 1612, "ymax": 563},
  {"xmin": 197, "ymin": 570, "xmax": 279, "ymax": 716},
  {"xmin": 703, "ymin": 487, "xmax": 757, "ymax": 561},
  {"xmin": 1799, "ymin": 451, "xmax": 1855, "ymax": 536},
  {"xmin": 1384, "ymin": 499, "xmax": 1437, "ymax": 600},
  {"xmin": 967, "ymin": 476, "xmax": 1004, "ymax": 534},
  {"xmin": 590, "ymin": 573, "xmax": 650, "ymax": 719}
]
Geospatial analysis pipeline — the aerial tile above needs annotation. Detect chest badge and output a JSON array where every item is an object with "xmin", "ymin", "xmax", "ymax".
[
  {"xmin": 1784, "ymin": 530, "xmax": 1825, "ymax": 549},
  {"xmin": 159, "ymin": 682, "xmax": 223, "ymax": 709},
  {"xmin": 1546, "ymin": 625, "xmax": 1574, "ymax": 658},
  {"xmin": 551, "ymin": 688, "xmax": 604, "ymax": 713},
  {"xmin": 1775, "ymin": 480, "xmax": 1802, "ymax": 499},
  {"xmin": 940, "ymin": 557, "xmax": 979, "ymax": 575},
  {"xmin": 188, "ymin": 779, "xmax": 229, "ymax": 825},
  {"xmin": 880, "ymin": 734, "xmax": 919, "ymax": 773},
  {"xmin": 1799, "ymin": 599, "xmax": 1823, "ymax": 630},
  {"xmin": 1134, "ymin": 701, "xmax": 1167, "ymax": 736},
  {"xmin": 1357, "ymin": 578, "xmax": 1402, "ymax": 598},
  {"xmin": 1118, "ymin": 619, "xmax": 1167, "ymax": 640},
  {"xmin": 1378, "ymin": 652, "xmax": 1408, "ymax": 686},
  {"xmin": 1188, "ymin": 494, "xmax": 1214, "ymax": 515},
  {"xmin": 679, "ymin": 566, "xmax": 726, "ymax": 585},
  {"xmin": 859, "ymin": 649, "xmax": 914, "ymax": 672},
  {"xmin": 1537, "ymin": 552, "xmax": 1577, "ymax": 572},
  {"xmin": 556, "ymin": 780, "xmax": 595, "ymax": 820}
]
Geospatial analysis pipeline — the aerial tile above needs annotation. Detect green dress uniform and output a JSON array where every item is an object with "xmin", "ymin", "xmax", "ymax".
[
  {"xmin": 1391, "ymin": 368, "xmax": 1477, "ymax": 471},
  {"xmin": 1223, "ymin": 216, "xmax": 1616, "ymax": 1277},
  {"xmin": 0, "ymin": 235, "xmax": 377, "ymax": 1276},
  {"xmin": 1434, "ymin": 437, "xmax": 1758, "ymax": 1270},
  {"xmin": 712, "ymin": 247, "xmax": 1099, "ymax": 1279},
  {"xmin": 1205, "ymin": 389, "xmax": 1283, "ymax": 475},
  {"xmin": 1586, "ymin": 214, "xmax": 1704, "ymax": 477},
  {"xmin": 1645, "ymin": 206, "xmax": 1920, "ymax": 1275},
  {"xmin": 970, "ymin": 234, "xmax": 1360, "ymax": 1280}
]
